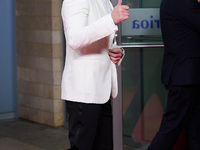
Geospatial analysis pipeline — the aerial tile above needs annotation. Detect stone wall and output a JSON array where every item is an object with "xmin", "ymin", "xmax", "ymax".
[{"xmin": 16, "ymin": 0, "xmax": 63, "ymax": 126}]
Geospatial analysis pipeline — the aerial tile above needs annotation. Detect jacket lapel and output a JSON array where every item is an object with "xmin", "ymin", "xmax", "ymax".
[
  {"xmin": 95, "ymin": 0, "xmax": 115, "ymax": 49},
  {"xmin": 108, "ymin": 0, "xmax": 114, "ymax": 11},
  {"xmin": 95, "ymin": 0, "xmax": 107, "ymax": 17},
  {"xmin": 107, "ymin": 0, "xmax": 115, "ymax": 48}
]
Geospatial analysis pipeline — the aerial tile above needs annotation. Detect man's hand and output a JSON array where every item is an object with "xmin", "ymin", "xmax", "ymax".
[
  {"xmin": 111, "ymin": 0, "xmax": 129, "ymax": 25},
  {"xmin": 108, "ymin": 48, "xmax": 123, "ymax": 64}
]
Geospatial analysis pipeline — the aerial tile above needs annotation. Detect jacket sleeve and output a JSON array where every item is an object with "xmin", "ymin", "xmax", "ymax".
[{"xmin": 61, "ymin": 0, "xmax": 118, "ymax": 50}]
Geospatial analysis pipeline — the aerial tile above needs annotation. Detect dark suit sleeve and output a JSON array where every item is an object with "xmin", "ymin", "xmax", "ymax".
[{"xmin": 177, "ymin": 0, "xmax": 200, "ymax": 33}]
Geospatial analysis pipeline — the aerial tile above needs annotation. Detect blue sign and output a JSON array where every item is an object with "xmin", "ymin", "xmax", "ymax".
[{"xmin": 122, "ymin": 8, "xmax": 161, "ymax": 36}]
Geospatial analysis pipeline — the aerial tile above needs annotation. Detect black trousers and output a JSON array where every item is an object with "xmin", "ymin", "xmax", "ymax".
[
  {"xmin": 66, "ymin": 99, "xmax": 113, "ymax": 150},
  {"xmin": 148, "ymin": 85, "xmax": 200, "ymax": 150}
]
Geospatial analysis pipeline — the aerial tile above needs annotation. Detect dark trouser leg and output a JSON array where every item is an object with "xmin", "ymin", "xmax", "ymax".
[
  {"xmin": 92, "ymin": 99, "xmax": 113, "ymax": 150},
  {"xmin": 185, "ymin": 86, "xmax": 200, "ymax": 150},
  {"xmin": 66, "ymin": 100, "xmax": 113, "ymax": 150},
  {"xmin": 148, "ymin": 85, "xmax": 200, "ymax": 150}
]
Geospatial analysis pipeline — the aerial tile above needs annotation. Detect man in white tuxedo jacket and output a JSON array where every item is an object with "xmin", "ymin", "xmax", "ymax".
[{"xmin": 61, "ymin": 0, "xmax": 129, "ymax": 149}]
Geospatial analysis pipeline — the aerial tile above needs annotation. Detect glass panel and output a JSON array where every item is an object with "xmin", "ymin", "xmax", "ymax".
[
  {"xmin": 121, "ymin": 0, "xmax": 163, "ymax": 45},
  {"xmin": 120, "ymin": 0, "xmax": 165, "ymax": 149},
  {"xmin": 122, "ymin": 47, "xmax": 167, "ymax": 150}
]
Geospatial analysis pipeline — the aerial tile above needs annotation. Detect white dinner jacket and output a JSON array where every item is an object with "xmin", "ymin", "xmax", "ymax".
[{"xmin": 61, "ymin": 0, "xmax": 122, "ymax": 104}]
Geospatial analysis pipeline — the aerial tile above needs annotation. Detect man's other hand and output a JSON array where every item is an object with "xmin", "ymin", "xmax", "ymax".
[{"xmin": 108, "ymin": 48, "xmax": 123, "ymax": 64}]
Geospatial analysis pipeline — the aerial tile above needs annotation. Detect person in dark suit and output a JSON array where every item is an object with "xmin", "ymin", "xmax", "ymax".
[{"xmin": 148, "ymin": 0, "xmax": 200, "ymax": 150}]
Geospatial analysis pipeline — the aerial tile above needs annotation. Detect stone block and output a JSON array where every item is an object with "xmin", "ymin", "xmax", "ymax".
[
  {"xmin": 52, "ymin": 17, "xmax": 62, "ymax": 30},
  {"xmin": 53, "ymin": 99, "xmax": 63, "ymax": 113},
  {"xmin": 53, "ymin": 85, "xmax": 61, "ymax": 99},
  {"xmin": 53, "ymin": 71, "xmax": 62, "ymax": 85},
  {"xmin": 52, "ymin": 44, "xmax": 62, "ymax": 58}
]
